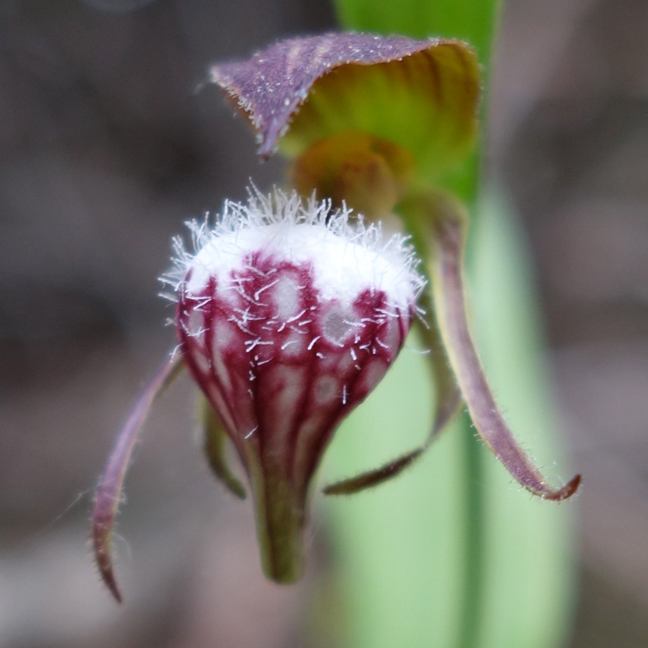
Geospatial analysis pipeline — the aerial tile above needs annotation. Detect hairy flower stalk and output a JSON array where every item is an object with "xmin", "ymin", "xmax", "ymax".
[{"xmin": 169, "ymin": 189, "xmax": 423, "ymax": 582}]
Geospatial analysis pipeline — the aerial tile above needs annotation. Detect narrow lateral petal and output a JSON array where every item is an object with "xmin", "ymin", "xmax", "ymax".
[
  {"xmin": 199, "ymin": 394, "xmax": 247, "ymax": 500},
  {"xmin": 415, "ymin": 292, "xmax": 463, "ymax": 436},
  {"xmin": 323, "ymin": 318, "xmax": 460, "ymax": 496},
  {"xmin": 323, "ymin": 448, "xmax": 425, "ymax": 495},
  {"xmin": 426, "ymin": 194, "xmax": 581, "ymax": 501},
  {"xmin": 91, "ymin": 355, "xmax": 184, "ymax": 603}
]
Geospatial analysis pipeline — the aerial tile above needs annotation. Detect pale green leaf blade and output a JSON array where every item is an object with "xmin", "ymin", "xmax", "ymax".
[
  {"xmin": 469, "ymin": 189, "xmax": 578, "ymax": 648},
  {"xmin": 332, "ymin": 0, "xmax": 500, "ymax": 67}
]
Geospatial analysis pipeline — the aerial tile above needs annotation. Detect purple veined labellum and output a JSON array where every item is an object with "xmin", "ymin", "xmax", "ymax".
[
  {"xmin": 91, "ymin": 186, "xmax": 425, "ymax": 601},
  {"xmin": 167, "ymin": 188, "xmax": 425, "ymax": 583}
]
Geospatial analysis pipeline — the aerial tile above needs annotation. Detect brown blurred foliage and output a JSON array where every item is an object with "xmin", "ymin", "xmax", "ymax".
[{"xmin": 0, "ymin": 0, "xmax": 646, "ymax": 646}]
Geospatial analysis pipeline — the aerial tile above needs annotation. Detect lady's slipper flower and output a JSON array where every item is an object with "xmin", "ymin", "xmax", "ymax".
[{"xmin": 92, "ymin": 189, "xmax": 424, "ymax": 600}]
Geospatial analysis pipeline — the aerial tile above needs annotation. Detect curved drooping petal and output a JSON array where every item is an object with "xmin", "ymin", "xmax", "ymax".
[
  {"xmin": 199, "ymin": 393, "xmax": 247, "ymax": 500},
  {"xmin": 209, "ymin": 32, "xmax": 479, "ymax": 188},
  {"xmin": 323, "ymin": 311, "xmax": 461, "ymax": 496},
  {"xmin": 415, "ymin": 191, "xmax": 581, "ymax": 501},
  {"xmin": 92, "ymin": 355, "xmax": 185, "ymax": 603},
  {"xmin": 170, "ymin": 189, "xmax": 424, "ymax": 581}
]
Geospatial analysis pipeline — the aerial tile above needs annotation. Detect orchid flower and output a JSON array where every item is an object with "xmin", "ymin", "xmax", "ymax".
[{"xmin": 92, "ymin": 32, "xmax": 580, "ymax": 602}]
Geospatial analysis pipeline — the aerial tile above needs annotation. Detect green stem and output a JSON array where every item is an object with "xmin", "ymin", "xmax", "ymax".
[
  {"xmin": 248, "ymin": 451, "xmax": 305, "ymax": 583},
  {"xmin": 457, "ymin": 418, "xmax": 484, "ymax": 648}
]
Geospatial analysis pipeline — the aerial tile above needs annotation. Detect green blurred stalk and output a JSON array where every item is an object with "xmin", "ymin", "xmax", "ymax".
[
  {"xmin": 332, "ymin": 0, "xmax": 502, "ymax": 208},
  {"xmin": 318, "ymin": 2, "xmax": 578, "ymax": 647}
]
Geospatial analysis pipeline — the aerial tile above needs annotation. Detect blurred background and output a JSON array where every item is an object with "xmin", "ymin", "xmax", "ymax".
[{"xmin": 0, "ymin": 0, "xmax": 646, "ymax": 646}]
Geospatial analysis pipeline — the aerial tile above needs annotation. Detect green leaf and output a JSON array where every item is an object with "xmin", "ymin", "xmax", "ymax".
[
  {"xmin": 332, "ymin": 0, "xmax": 501, "ymax": 69},
  {"xmin": 321, "ymin": 189, "xmax": 577, "ymax": 648},
  {"xmin": 319, "ymin": 3, "xmax": 577, "ymax": 648},
  {"xmin": 467, "ymin": 190, "xmax": 578, "ymax": 648},
  {"xmin": 322, "ymin": 328, "xmax": 467, "ymax": 648},
  {"xmin": 332, "ymin": 0, "xmax": 501, "ymax": 208}
]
